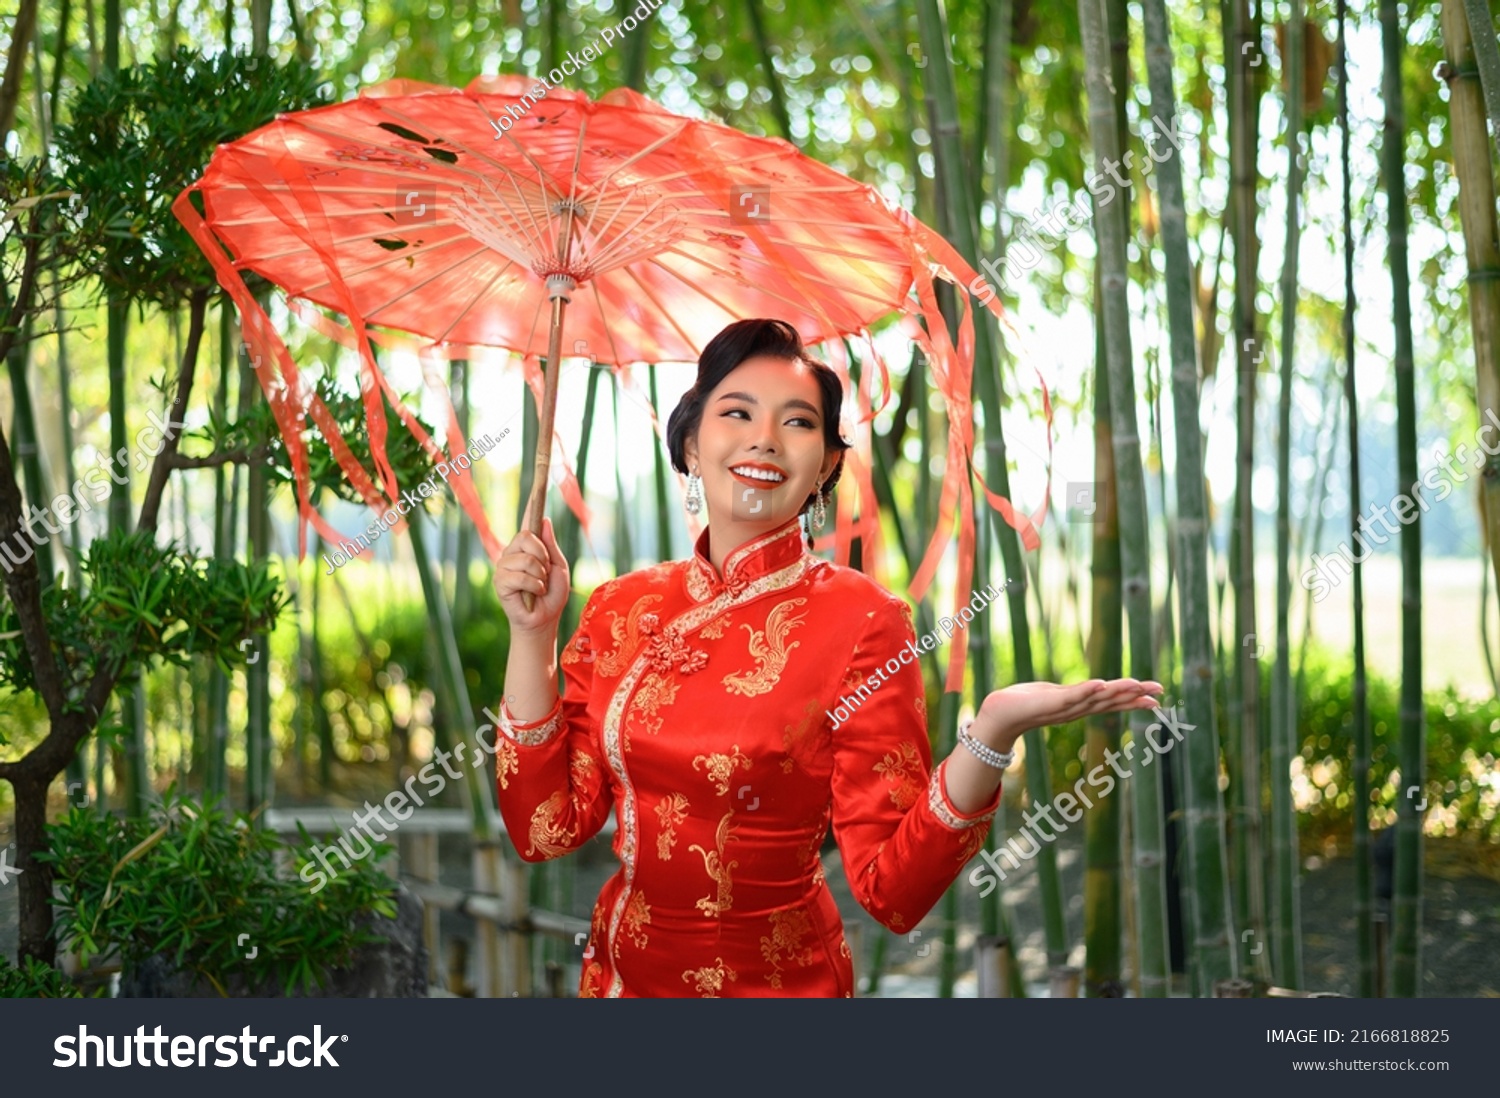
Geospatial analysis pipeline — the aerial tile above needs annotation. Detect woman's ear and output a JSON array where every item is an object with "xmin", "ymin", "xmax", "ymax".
[{"xmin": 684, "ymin": 435, "xmax": 699, "ymax": 472}]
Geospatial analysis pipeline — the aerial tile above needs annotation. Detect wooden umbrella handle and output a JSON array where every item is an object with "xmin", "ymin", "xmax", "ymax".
[{"xmin": 519, "ymin": 292, "xmax": 570, "ymax": 612}]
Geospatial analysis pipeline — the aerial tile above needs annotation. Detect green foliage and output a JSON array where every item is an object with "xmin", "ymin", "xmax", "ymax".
[
  {"xmin": 55, "ymin": 48, "xmax": 331, "ymax": 308},
  {"xmin": 0, "ymin": 531, "xmax": 287, "ymax": 710},
  {"xmin": 39, "ymin": 789, "xmax": 398, "ymax": 997},
  {"xmin": 1294, "ymin": 651, "xmax": 1500, "ymax": 841},
  {"xmin": 274, "ymin": 380, "xmax": 447, "ymax": 506},
  {"xmin": 1036, "ymin": 647, "xmax": 1500, "ymax": 841},
  {"xmin": 0, "ymin": 955, "xmax": 87, "ymax": 999}
]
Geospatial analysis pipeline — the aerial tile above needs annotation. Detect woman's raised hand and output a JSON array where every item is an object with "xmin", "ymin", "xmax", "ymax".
[
  {"xmin": 977, "ymin": 678, "xmax": 1165, "ymax": 751},
  {"xmin": 494, "ymin": 516, "xmax": 571, "ymax": 637}
]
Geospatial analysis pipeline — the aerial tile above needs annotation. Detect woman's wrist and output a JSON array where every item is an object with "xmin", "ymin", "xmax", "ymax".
[{"xmin": 970, "ymin": 705, "xmax": 1022, "ymax": 755}]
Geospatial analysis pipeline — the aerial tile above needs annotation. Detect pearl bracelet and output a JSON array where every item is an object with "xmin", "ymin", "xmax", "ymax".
[{"xmin": 957, "ymin": 720, "xmax": 1014, "ymax": 770}]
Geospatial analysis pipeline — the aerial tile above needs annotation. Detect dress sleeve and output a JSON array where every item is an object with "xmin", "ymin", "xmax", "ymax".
[
  {"xmin": 493, "ymin": 589, "xmax": 614, "ymax": 863},
  {"xmin": 829, "ymin": 594, "xmax": 1002, "ymax": 933}
]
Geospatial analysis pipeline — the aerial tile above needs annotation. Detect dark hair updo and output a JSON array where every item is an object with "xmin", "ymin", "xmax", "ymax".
[{"xmin": 665, "ymin": 318, "xmax": 851, "ymax": 517}]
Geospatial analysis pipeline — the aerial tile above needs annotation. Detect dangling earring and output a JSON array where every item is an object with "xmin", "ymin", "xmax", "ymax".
[
  {"xmin": 810, "ymin": 485, "xmax": 827, "ymax": 530},
  {"xmin": 684, "ymin": 468, "xmax": 703, "ymax": 515}
]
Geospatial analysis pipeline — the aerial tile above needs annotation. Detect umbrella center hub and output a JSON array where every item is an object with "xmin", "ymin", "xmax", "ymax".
[{"xmin": 448, "ymin": 177, "xmax": 685, "ymax": 287}]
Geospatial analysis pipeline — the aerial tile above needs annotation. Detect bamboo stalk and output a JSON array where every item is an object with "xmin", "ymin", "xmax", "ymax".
[
  {"xmin": 1078, "ymin": 0, "xmax": 1139, "ymax": 998},
  {"xmin": 647, "ymin": 366, "xmax": 672, "ymax": 566},
  {"xmin": 1227, "ymin": 0, "xmax": 1268, "ymax": 984},
  {"xmin": 742, "ymin": 0, "xmax": 793, "ymax": 141},
  {"xmin": 1345, "ymin": 0, "xmax": 1377, "ymax": 1000},
  {"xmin": 1270, "ymin": 0, "xmax": 1307, "ymax": 990},
  {"xmin": 1461, "ymin": 0, "xmax": 1500, "ymax": 163},
  {"xmin": 915, "ymin": 0, "xmax": 1068, "ymax": 971},
  {"xmin": 610, "ymin": 372, "xmax": 633, "ymax": 577},
  {"xmin": 1144, "ymin": 0, "xmax": 1235, "ymax": 994},
  {"xmin": 1083, "ymin": 262, "xmax": 1124, "ymax": 996},
  {"xmin": 452, "ymin": 358, "xmax": 475, "ymax": 628}
]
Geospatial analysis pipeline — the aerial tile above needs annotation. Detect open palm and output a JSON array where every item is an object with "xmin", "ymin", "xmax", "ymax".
[{"xmin": 979, "ymin": 678, "xmax": 1164, "ymax": 749}]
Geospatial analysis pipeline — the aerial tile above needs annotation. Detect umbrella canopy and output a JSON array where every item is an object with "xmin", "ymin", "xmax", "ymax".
[{"xmin": 173, "ymin": 73, "xmax": 1051, "ymax": 688}]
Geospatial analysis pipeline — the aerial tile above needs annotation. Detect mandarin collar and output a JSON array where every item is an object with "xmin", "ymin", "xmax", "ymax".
[{"xmin": 689, "ymin": 515, "xmax": 808, "ymax": 599}]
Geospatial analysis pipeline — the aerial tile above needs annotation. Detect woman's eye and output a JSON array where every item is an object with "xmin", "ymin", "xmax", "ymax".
[
  {"xmin": 787, "ymin": 416, "xmax": 815, "ymax": 429},
  {"xmin": 721, "ymin": 408, "xmax": 750, "ymax": 420}
]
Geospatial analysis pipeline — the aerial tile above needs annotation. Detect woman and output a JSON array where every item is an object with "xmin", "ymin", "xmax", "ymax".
[{"xmin": 493, "ymin": 318, "xmax": 1160, "ymax": 997}]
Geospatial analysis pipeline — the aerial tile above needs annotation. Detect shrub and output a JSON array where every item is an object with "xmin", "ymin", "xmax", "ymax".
[
  {"xmin": 0, "ymin": 955, "xmax": 86, "ymax": 998},
  {"xmin": 38, "ymin": 789, "xmax": 397, "ymax": 996}
]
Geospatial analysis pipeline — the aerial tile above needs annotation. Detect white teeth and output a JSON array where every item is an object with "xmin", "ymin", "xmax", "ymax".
[{"xmin": 731, "ymin": 466, "xmax": 785, "ymax": 483}]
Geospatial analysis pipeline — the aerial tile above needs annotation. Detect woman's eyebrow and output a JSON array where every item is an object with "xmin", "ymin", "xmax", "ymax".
[{"xmin": 715, "ymin": 391, "xmax": 821, "ymax": 416}]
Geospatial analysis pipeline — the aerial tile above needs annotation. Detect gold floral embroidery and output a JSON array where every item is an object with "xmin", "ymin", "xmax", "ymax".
[
  {"xmin": 579, "ymin": 961, "xmax": 604, "ymax": 997},
  {"xmin": 623, "ymin": 890, "xmax": 652, "ymax": 948},
  {"xmin": 569, "ymin": 748, "xmax": 596, "ymax": 783},
  {"xmin": 630, "ymin": 671, "xmax": 680, "ymax": 727},
  {"xmin": 890, "ymin": 912, "xmax": 906, "ymax": 931},
  {"xmin": 812, "ymin": 855, "xmax": 826, "ymax": 888},
  {"xmin": 721, "ymin": 597, "xmax": 809, "ymax": 696},
  {"xmin": 688, "ymin": 810, "xmax": 739, "ymax": 917},
  {"xmin": 915, "ymin": 692, "xmax": 927, "ymax": 722},
  {"xmin": 874, "ymin": 741, "xmax": 923, "ymax": 810},
  {"xmin": 956, "ymin": 823, "xmax": 989, "ymax": 864},
  {"xmin": 794, "ymin": 809, "xmax": 828, "ymax": 872},
  {"xmin": 692, "ymin": 745, "xmax": 751, "ymax": 796},
  {"xmin": 495, "ymin": 738, "xmax": 519, "ymax": 790},
  {"xmin": 655, "ymin": 792, "xmax": 690, "ymax": 859},
  {"xmin": 526, "ymin": 791, "xmax": 577, "ymax": 858},
  {"xmin": 560, "ymin": 631, "xmax": 592, "ymax": 666},
  {"xmin": 681, "ymin": 957, "xmax": 737, "ymax": 997},
  {"xmin": 595, "ymin": 594, "xmax": 665, "ymax": 677},
  {"xmin": 839, "ymin": 938, "xmax": 852, "ymax": 959},
  {"xmin": 781, "ymin": 698, "xmax": 827, "ymax": 774},
  {"xmin": 699, "ymin": 618, "xmax": 728, "ymax": 639},
  {"xmin": 841, "ymin": 666, "xmax": 866, "ymax": 692},
  {"xmin": 601, "ymin": 552, "xmax": 815, "ymax": 998},
  {"xmin": 760, "ymin": 908, "xmax": 818, "ymax": 989}
]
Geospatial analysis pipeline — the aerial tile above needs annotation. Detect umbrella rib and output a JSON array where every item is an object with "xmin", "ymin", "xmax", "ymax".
[
  {"xmin": 361, "ymin": 245, "xmax": 514, "ymax": 323},
  {"xmin": 584, "ymin": 194, "xmax": 676, "ymax": 272},
  {"xmin": 498, "ymin": 172, "xmax": 554, "ymax": 269},
  {"xmin": 432, "ymin": 260, "xmax": 519, "ymax": 345},
  {"xmin": 373, "ymin": 101, "xmax": 547, "ymax": 179},
  {"xmin": 573, "ymin": 191, "xmax": 667, "ymax": 272},
  {"xmin": 520, "ymin": 287, "xmax": 548, "ymax": 363},
  {"xmin": 558, "ymin": 117, "xmax": 590, "ymax": 265},
  {"xmin": 691, "ymin": 212, "xmax": 894, "ymax": 230},
  {"xmin": 287, "ymin": 117, "xmax": 496, "ymax": 187},
  {"xmin": 468, "ymin": 173, "xmax": 551, "ymax": 266},
  {"xmin": 586, "ymin": 121, "xmax": 695, "ymax": 196},
  {"xmin": 588, "ymin": 279, "xmax": 630, "ymax": 369},
  {"xmin": 618, "ymin": 265, "xmax": 705, "ymax": 357},
  {"xmin": 620, "ymin": 147, "xmax": 863, "ymax": 189},
  {"xmin": 657, "ymin": 245, "xmax": 896, "ymax": 312},
  {"xmin": 680, "ymin": 223, "xmax": 898, "ymax": 265},
  {"xmin": 640, "ymin": 253, "xmax": 839, "ymax": 329},
  {"xmin": 249, "ymin": 221, "xmax": 474, "ymax": 263},
  {"xmin": 294, "ymin": 235, "xmax": 497, "ymax": 295},
  {"xmin": 570, "ymin": 120, "xmax": 695, "ymax": 266}
]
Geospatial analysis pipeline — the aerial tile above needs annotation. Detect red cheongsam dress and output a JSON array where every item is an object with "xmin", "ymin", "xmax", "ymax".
[{"xmin": 493, "ymin": 512, "xmax": 1001, "ymax": 997}]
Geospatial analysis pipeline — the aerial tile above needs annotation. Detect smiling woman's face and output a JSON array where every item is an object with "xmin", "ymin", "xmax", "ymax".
[{"xmin": 683, "ymin": 354, "xmax": 841, "ymax": 540}]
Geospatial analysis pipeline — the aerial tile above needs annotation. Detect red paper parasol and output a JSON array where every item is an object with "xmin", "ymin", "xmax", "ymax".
[{"xmin": 172, "ymin": 73, "xmax": 1051, "ymax": 690}]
